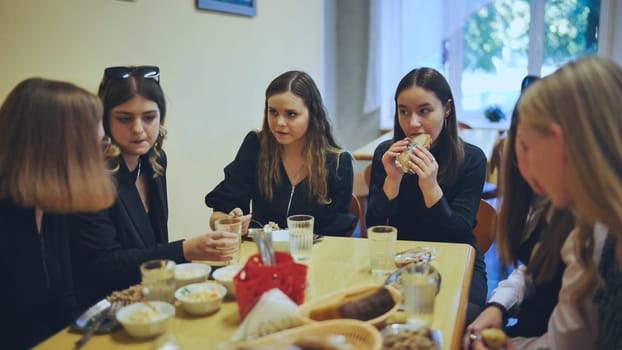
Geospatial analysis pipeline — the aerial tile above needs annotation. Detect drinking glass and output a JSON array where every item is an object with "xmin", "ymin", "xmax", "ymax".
[
  {"xmin": 368, "ymin": 225, "xmax": 397, "ymax": 275},
  {"xmin": 287, "ymin": 214, "xmax": 314, "ymax": 261},
  {"xmin": 401, "ymin": 263, "xmax": 438, "ymax": 329},
  {"xmin": 140, "ymin": 259, "xmax": 176, "ymax": 303},
  {"xmin": 214, "ymin": 217, "xmax": 243, "ymax": 264}
]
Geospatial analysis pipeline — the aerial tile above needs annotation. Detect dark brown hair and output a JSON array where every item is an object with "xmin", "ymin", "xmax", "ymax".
[
  {"xmin": 0, "ymin": 78, "xmax": 116, "ymax": 211},
  {"xmin": 98, "ymin": 69, "xmax": 167, "ymax": 176},
  {"xmin": 392, "ymin": 68, "xmax": 464, "ymax": 186}
]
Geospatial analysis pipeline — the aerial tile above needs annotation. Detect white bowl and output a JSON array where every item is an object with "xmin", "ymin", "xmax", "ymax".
[
  {"xmin": 175, "ymin": 282, "xmax": 227, "ymax": 315},
  {"xmin": 212, "ymin": 265, "xmax": 243, "ymax": 297},
  {"xmin": 115, "ymin": 301, "xmax": 175, "ymax": 338},
  {"xmin": 175, "ymin": 263, "xmax": 211, "ymax": 288},
  {"xmin": 272, "ymin": 229, "xmax": 290, "ymax": 252}
]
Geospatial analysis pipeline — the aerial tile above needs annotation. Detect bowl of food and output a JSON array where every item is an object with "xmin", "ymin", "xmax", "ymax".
[
  {"xmin": 175, "ymin": 263, "xmax": 211, "ymax": 288},
  {"xmin": 115, "ymin": 301, "xmax": 175, "ymax": 338},
  {"xmin": 212, "ymin": 264, "xmax": 243, "ymax": 298},
  {"xmin": 381, "ymin": 323, "xmax": 441, "ymax": 350},
  {"xmin": 175, "ymin": 282, "xmax": 227, "ymax": 315}
]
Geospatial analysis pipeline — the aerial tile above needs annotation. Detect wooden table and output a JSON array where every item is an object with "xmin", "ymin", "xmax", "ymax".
[
  {"xmin": 35, "ymin": 237, "xmax": 474, "ymax": 350},
  {"xmin": 352, "ymin": 130, "xmax": 501, "ymax": 161}
]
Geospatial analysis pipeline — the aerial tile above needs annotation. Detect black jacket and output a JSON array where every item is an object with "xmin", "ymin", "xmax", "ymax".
[
  {"xmin": 0, "ymin": 199, "xmax": 78, "ymax": 349},
  {"xmin": 69, "ymin": 151, "xmax": 186, "ymax": 308},
  {"xmin": 205, "ymin": 131, "xmax": 356, "ymax": 236}
]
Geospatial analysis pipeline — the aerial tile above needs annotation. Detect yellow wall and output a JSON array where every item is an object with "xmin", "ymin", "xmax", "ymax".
[{"xmin": 0, "ymin": 0, "xmax": 324, "ymax": 241}]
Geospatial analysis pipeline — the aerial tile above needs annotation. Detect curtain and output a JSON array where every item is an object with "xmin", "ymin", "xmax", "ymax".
[{"xmin": 364, "ymin": 0, "xmax": 492, "ymax": 129}]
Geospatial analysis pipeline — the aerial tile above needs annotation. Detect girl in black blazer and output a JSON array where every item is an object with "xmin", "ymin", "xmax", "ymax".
[
  {"xmin": 0, "ymin": 78, "xmax": 117, "ymax": 349},
  {"xmin": 69, "ymin": 66, "xmax": 238, "ymax": 308}
]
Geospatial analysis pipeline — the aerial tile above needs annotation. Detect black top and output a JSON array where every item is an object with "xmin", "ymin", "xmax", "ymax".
[
  {"xmin": 366, "ymin": 139, "xmax": 487, "ymax": 306},
  {"xmin": 69, "ymin": 151, "xmax": 186, "ymax": 308},
  {"xmin": 595, "ymin": 234, "xmax": 622, "ymax": 349},
  {"xmin": 506, "ymin": 201, "xmax": 563, "ymax": 337},
  {"xmin": 205, "ymin": 131, "xmax": 356, "ymax": 236},
  {"xmin": 0, "ymin": 199, "xmax": 78, "ymax": 349}
]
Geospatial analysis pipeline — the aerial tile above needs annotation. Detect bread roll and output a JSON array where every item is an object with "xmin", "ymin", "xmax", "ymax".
[
  {"xmin": 308, "ymin": 287, "xmax": 395, "ymax": 322},
  {"xmin": 481, "ymin": 328, "xmax": 507, "ymax": 350}
]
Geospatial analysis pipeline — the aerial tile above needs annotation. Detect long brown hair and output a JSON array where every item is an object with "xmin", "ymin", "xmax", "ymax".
[
  {"xmin": 98, "ymin": 68, "xmax": 167, "ymax": 176},
  {"xmin": 258, "ymin": 71, "xmax": 342, "ymax": 203},
  {"xmin": 518, "ymin": 56, "xmax": 622, "ymax": 304},
  {"xmin": 392, "ymin": 68, "xmax": 464, "ymax": 187},
  {"xmin": 0, "ymin": 78, "xmax": 116, "ymax": 211}
]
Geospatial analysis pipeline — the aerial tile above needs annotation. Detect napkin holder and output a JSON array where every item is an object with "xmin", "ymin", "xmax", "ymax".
[{"xmin": 233, "ymin": 252, "xmax": 307, "ymax": 319}]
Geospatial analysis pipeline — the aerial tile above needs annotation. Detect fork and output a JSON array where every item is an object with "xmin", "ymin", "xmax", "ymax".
[{"xmin": 74, "ymin": 301, "xmax": 123, "ymax": 349}]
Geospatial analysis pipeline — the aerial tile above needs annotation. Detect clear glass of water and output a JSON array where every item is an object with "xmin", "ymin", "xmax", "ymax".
[
  {"xmin": 140, "ymin": 259, "xmax": 176, "ymax": 303},
  {"xmin": 368, "ymin": 225, "xmax": 397, "ymax": 275},
  {"xmin": 401, "ymin": 263, "xmax": 438, "ymax": 329},
  {"xmin": 287, "ymin": 214, "xmax": 314, "ymax": 261}
]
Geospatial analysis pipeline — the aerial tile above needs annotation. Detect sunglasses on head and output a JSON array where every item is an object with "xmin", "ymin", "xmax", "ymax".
[{"xmin": 103, "ymin": 66, "xmax": 160, "ymax": 81}]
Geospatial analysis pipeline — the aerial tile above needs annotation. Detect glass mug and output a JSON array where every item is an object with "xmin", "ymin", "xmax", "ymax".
[
  {"xmin": 287, "ymin": 214, "xmax": 314, "ymax": 261},
  {"xmin": 368, "ymin": 225, "xmax": 397, "ymax": 275},
  {"xmin": 140, "ymin": 259, "xmax": 176, "ymax": 303},
  {"xmin": 214, "ymin": 217, "xmax": 243, "ymax": 264},
  {"xmin": 401, "ymin": 263, "xmax": 438, "ymax": 329}
]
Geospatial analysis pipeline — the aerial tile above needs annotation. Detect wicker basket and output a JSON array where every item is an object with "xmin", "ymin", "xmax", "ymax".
[
  {"xmin": 296, "ymin": 284, "xmax": 402, "ymax": 328},
  {"xmin": 238, "ymin": 319, "xmax": 382, "ymax": 350}
]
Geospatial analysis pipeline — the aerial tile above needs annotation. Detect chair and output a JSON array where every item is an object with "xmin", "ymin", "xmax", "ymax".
[
  {"xmin": 349, "ymin": 193, "xmax": 365, "ymax": 237},
  {"xmin": 364, "ymin": 163, "xmax": 372, "ymax": 188},
  {"xmin": 473, "ymin": 199, "xmax": 497, "ymax": 253}
]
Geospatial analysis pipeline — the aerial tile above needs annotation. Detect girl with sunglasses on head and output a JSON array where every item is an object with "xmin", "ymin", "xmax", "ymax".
[
  {"xmin": 69, "ymin": 66, "xmax": 238, "ymax": 308},
  {"xmin": 470, "ymin": 56, "xmax": 620, "ymax": 350},
  {"xmin": 205, "ymin": 70, "xmax": 356, "ymax": 236},
  {"xmin": 464, "ymin": 76, "xmax": 579, "ymax": 349},
  {"xmin": 0, "ymin": 78, "xmax": 117, "ymax": 349},
  {"xmin": 366, "ymin": 67, "xmax": 488, "ymax": 323}
]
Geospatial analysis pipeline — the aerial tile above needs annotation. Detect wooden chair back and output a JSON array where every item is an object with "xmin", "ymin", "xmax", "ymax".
[
  {"xmin": 349, "ymin": 193, "xmax": 365, "ymax": 237},
  {"xmin": 473, "ymin": 199, "xmax": 497, "ymax": 253}
]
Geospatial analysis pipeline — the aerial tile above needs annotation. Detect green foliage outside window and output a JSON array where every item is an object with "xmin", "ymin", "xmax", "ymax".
[{"xmin": 463, "ymin": 0, "xmax": 600, "ymax": 73}]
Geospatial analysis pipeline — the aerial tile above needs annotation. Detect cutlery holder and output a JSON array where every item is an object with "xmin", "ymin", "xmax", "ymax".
[{"xmin": 233, "ymin": 252, "xmax": 307, "ymax": 319}]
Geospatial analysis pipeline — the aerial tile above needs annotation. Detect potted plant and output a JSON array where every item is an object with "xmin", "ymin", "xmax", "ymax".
[{"xmin": 484, "ymin": 105, "xmax": 506, "ymax": 122}]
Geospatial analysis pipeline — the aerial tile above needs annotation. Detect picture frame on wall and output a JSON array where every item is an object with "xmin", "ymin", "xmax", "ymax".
[{"xmin": 196, "ymin": 0, "xmax": 256, "ymax": 17}]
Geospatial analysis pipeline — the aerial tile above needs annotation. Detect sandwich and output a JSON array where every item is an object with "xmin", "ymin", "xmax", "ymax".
[{"xmin": 396, "ymin": 133, "xmax": 432, "ymax": 174}]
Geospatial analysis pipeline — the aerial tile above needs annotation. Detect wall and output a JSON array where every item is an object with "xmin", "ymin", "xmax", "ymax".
[{"xmin": 0, "ymin": 0, "xmax": 324, "ymax": 241}]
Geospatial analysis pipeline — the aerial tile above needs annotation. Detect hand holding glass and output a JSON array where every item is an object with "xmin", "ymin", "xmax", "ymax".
[{"xmin": 214, "ymin": 217, "xmax": 242, "ymax": 264}]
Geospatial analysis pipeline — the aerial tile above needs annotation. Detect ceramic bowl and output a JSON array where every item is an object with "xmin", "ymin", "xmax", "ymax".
[
  {"xmin": 212, "ymin": 264, "xmax": 243, "ymax": 298},
  {"xmin": 175, "ymin": 282, "xmax": 227, "ymax": 315},
  {"xmin": 115, "ymin": 301, "xmax": 175, "ymax": 338},
  {"xmin": 175, "ymin": 263, "xmax": 212, "ymax": 288}
]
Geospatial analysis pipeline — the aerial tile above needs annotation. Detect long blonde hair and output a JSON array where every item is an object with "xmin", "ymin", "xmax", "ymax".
[
  {"xmin": 0, "ymin": 78, "xmax": 117, "ymax": 212},
  {"xmin": 517, "ymin": 56, "xmax": 622, "ymax": 303}
]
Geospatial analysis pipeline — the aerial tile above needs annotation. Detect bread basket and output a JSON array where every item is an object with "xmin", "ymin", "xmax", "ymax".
[
  {"xmin": 295, "ymin": 284, "xmax": 401, "ymax": 328},
  {"xmin": 238, "ymin": 319, "xmax": 382, "ymax": 350}
]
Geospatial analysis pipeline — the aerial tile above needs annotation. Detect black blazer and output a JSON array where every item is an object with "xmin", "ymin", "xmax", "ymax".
[
  {"xmin": 0, "ymin": 199, "xmax": 78, "ymax": 349},
  {"xmin": 69, "ymin": 151, "xmax": 186, "ymax": 308}
]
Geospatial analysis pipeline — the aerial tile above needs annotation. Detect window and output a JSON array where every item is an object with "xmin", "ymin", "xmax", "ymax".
[{"xmin": 455, "ymin": 0, "xmax": 601, "ymax": 125}]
